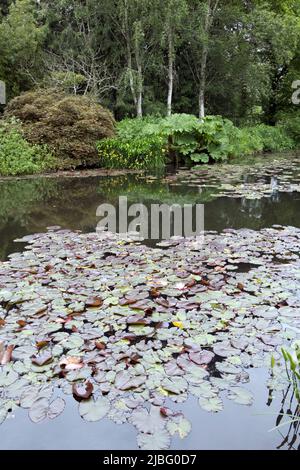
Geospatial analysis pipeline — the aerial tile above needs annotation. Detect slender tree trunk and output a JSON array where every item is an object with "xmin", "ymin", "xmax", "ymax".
[
  {"xmin": 198, "ymin": 0, "xmax": 219, "ymax": 119},
  {"xmin": 199, "ymin": 46, "xmax": 208, "ymax": 119},
  {"xmin": 137, "ymin": 90, "xmax": 143, "ymax": 117},
  {"xmin": 167, "ymin": 28, "xmax": 174, "ymax": 116},
  {"xmin": 134, "ymin": 27, "xmax": 143, "ymax": 118},
  {"xmin": 124, "ymin": 0, "xmax": 137, "ymax": 109}
]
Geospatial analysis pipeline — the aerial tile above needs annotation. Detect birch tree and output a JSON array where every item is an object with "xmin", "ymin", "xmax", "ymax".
[
  {"xmin": 159, "ymin": 0, "xmax": 187, "ymax": 116},
  {"xmin": 119, "ymin": 0, "xmax": 152, "ymax": 117},
  {"xmin": 186, "ymin": 0, "xmax": 220, "ymax": 118}
]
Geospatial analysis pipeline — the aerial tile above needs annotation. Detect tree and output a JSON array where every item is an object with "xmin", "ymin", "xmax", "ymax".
[
  {"xmin": 247, "ymin": 1, "xmax": 300, "ymax": 123},
  {"xmin": 158, "ymin": 0, "xmax": 187, "ymax": 116},
  {"xmin": 185, "ymin": 0, "xmax": 220, "ymax": 118},
  {"xmin": 39, "ymin": 0, "xmax": 122, "ymax": 105},
  {"xmin": 118, "ymin": 0, "xmax": 154, "ymax": 117},
  {"xmin": 0, "ymin": 0, "xmax": 46, "ymax": 98}
]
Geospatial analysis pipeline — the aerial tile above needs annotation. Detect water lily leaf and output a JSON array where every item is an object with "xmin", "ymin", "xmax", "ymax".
[
  {"xmin": 60, "ymin": 333, "xmax": 84, "ymax": 350},
  {"xmin": 198, "ymin": 396, "xmax": 223, "ymax": 412},
  {"xmin": 137, "ymin": 429, "xmax": 171, "ymax": 450},
  {"xmin": 85, "ymin": 297, "xmax": 103, "ymax": 308},
  {"xmin": 215, "ymin": 362, "xmax": 242, "ymax": 375},
  {"xmin": 31, "ymin": 351, "xmax": 53, "ymax": 366},
  {"xmin": 67, "ymin": 366, "xmax": 92, "ymax": 382},
  {"xmin": 213, "ymin": 342, "xmax": 238, "ymax": 357},
  {"xmin": 189, "ymin": 381, "xmax": 217, "ymax": 398},
  {"xmin": 0, "ymin": 345, "xmax": 14, "ymax": 365},
  {"xmin": 36, "ymin": 340, "xmax": 50, "ymax": 350},
  {"xmin": 79, "ymin": 397, "xmax": 110, "ymax": 422},
  {"xmin": 0, "ymin": 369, "xmax": 18, "ymax": 387},
  {"xmin": 189, "ymin": 350, "xmax": 215, "ymax": 365},
  {"xmin": 72, "ymin": 381, "xmax": 94, "ymax": 400},
  {"xmin": 5, "ymin": 378, "xmax": 29, "ymax": 399},
  {"xmin": 115, "ymin": 371, "xmax": 146, "ymax": 391},
  {"xmin": 161, "ymin": 377, "xmax": 187, "ymax": 395},
  {"xmin": 227, "ymin": 387, "xmax": 253, "ymax": 405},
  {"xmin": 20, "ymin": 385, "xmax": 53, "ymax": 409},
  {"xmin": 60, "ymin": 356, "xmax": 83, "ymax": 371},
  {"xmin": 29, "ymin": 396, "xmax": 65, "ymax": 423},
  {"xmin": 166, "ymin": 415, "xmax": 191, "ymax": 438},
  {"xmin": 48, "ymin": 397, "xmax": 66, "ymax": 419},
  {"xmin": 130, "ymin": 406, "xmax": 165, "ymax": 433}
]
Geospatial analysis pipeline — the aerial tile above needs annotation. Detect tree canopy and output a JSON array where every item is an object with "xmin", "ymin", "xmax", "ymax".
[{"xmin": 0, "ymin": 0, "xmax": 299, "ymax": 123}]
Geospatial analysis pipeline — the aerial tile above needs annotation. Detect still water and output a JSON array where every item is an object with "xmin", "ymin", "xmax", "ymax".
[
  {"xmin": 0, "ymin": 171, "xmax": 299, "ymax": 261},
  {"xmin": 0, "ymin": 155, "xmax": 299, "ymax": 449}
]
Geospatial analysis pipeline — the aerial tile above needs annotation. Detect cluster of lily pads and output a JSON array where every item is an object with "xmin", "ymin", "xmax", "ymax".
[
  {"xmin": 0, "ymin": 225, "xmax": 299, "ymax": 449},
  {"xmin": 155, "ymin": 155, "xmax": 300, "ymax": 200}
]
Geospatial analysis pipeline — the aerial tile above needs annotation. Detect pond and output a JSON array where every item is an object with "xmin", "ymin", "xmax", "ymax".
[{"xmin": 0, "ymin": 152, "xmax": 299, "ymax": 450}]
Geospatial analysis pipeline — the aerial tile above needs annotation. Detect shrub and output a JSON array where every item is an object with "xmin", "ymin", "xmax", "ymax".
[
  {"xmin": 4, "ymin": 88, "xmax": 116, "ymax": 168},
  {"xmin": 97, "ymin": 135, "xmax": 165, "ymax": 169},
  {"xmin": 0, "ymin": 118, "xmax": 56, "ymax": 176},
  {"xmin": 109, "ymin": 114, "xmax": 245, "ymax": 165},
  {"xmin": 242, "ymin": 124, "xmax": 295, "ymax": 153},
  {"xmin": 278, "ymin": 113, "xmax": 300, "ymax": 145},
  {"xmin": 97, "ymin": 113, "xmax": 298, "ymax": 170}
]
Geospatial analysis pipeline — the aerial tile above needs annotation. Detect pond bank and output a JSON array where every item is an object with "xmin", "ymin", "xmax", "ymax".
[{"xmin": 0, "ymin": 167, "xmax": 141, "ymax": 183}]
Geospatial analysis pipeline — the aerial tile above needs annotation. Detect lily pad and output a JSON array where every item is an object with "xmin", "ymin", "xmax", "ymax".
[
  {"xmin": 198, "ymin": 396, "xmax": 223, "ymax": 412},
  {"xmin": 79, "ymin": 397, "xmax": 110, "ymax": 422}
]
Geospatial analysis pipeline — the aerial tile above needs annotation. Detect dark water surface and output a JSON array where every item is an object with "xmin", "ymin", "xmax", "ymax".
[
  {"xmin": 0, "ymin": 170, "xmax": 299, "ymax": 261},
  {"xmin": 0, "ymin": 155, "xmax": 299, "ymax": 449}
]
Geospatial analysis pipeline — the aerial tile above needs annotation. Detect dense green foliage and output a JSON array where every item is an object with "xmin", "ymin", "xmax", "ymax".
[
  {"xmin": 243, "ymin": 124, "xmax": 295, "ymax": 153},
  {"xmin": 0, "ymin": 1, "xmax": 300, "ymax": 173},
  {"xmin": 279, "ymin": 113, "xmax": 300, "ymax": 144},
  {"xmin": 97, "ymin": 136, "xmax": 165, "ymax": 170},
  {"xmin": 0, "ymin": 1, "xmax": 299, "ymax": 123},
  {"xmin": 4, "ymin": 89, "xmax": 116, "ymax": 168},
  {"xmin": 0, "ymin": 119, "xmax": 56, "ymax": 176},
  {"xmin": 97, "ymin": 114, "xmax": 297, "ymax": 169}
]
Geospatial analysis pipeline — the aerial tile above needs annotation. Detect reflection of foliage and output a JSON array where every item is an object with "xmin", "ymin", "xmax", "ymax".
[
  {"xmin": 270, "ymin": 344, "xmax": 300, "ymax": 449},
  {"xmin": 0, "ymin": 178, "xmax": 59, "ymax": 225},
  {"xmin": 0, "ymin": 178, "xmax": 60, "ymax": 261},
  {"xmin": 97, "ymin": 174, "xmax": 216, "ymax": 205},
  {"xmin": 273, "ymin": 381, "xmax": 300, "ymax": 450}
]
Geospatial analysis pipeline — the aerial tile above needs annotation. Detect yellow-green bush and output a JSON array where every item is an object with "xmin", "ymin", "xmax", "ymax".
[{"xmin": 97, "ymin": 135, "xmax": 165, "ymax": 169}]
